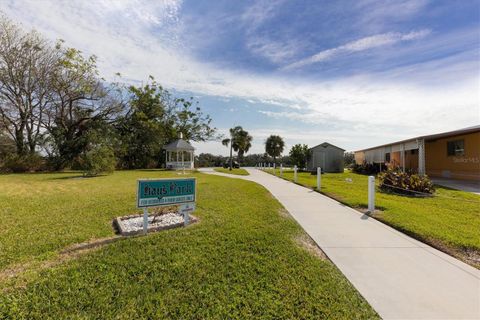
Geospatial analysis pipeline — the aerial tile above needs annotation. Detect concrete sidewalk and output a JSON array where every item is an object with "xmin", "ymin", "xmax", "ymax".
[{"xmin": 200, "ymin": 168, "xmax": 480, "ymax": 320}]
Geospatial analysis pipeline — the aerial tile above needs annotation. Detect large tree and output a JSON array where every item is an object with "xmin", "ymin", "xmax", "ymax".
[
  {"xmin": 0, "ymin": 13, "xmax": 217, "ymax": 172},
  {"xmin": 0, "ymin": 125, "xmax": 15, "ymax": 159},
  {"xmin": 0, "ymin": 14, "xmax": 58, "ymax": 155},
  {"xmin": 344, "ymin": 151, "xmax": 355, "ymax": 167},
  {"xmin": 222, "ymin": 126, "xmax": 252, "ymax": 169},
  {"xmin": 43, "ymin": 45, "xmax": 122, "ymax": 169},
  {"xmin": 233, "ymin": 127, "xmax": 252, "ymax": 163},
  {"xmin": 265, "ymin": 135, "xmax": 285, "ymax": 164},
  {"xmin": 289, "ymin": 144, "xmax": 309, "ymax": 168},
  {"xmin": 172, "ymin": 96, "xmax": 216, "ymax": 142},
  {"xmin": 116, "ymin": 80, "xmax": 171, "ymax": 169},
  {"xmin": 0, "ymin": 14, "xmax": 120, "ymax": 170},
  {"xmin": 117, "ymin": 78, "xmax": 216, "ymax": 169}
]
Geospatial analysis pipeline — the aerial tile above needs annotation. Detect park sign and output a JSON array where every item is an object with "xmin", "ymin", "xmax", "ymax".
[
  {"xmin": 137, "ymin": 178, "xmax": 196, "ymax": 208},
  {"xmin": 137, "ymin": 177, "xmax": 196, "ymax": 234}
]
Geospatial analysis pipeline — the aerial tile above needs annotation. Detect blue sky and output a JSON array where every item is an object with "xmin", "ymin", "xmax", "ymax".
[{"xmin": 4, "ymin": 0, "xmax": 480, "ymax": 155}]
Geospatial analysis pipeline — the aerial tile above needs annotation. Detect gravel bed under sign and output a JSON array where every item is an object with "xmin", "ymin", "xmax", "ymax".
[{"xmin": 114, "ymin": 212, "xmax": 197, "ymax": 236}]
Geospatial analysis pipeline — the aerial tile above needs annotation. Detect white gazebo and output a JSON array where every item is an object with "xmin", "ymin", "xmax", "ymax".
[{"xmin": 163, "ymin": 135, "xmax": 195, "ymax": 170}]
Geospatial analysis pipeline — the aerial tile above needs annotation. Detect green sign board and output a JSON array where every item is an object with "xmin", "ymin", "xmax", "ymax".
[{"xmin": 137, "ymin": 178, "xmax": 196, "ymax": 208}]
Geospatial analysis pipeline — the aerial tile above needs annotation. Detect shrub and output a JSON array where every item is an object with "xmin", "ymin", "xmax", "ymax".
[
  {"xmin": 378, "ymin": 168, "xmax": 435, "ymax": 195},
  {"xmin": 352, "ymin": 162, "xmax": 387, "ymax": 175},
  {"xmin": 78, "ymin": 145, "xmax": 116, "ymax": 177},
  {"xmin": 1, "ymin": 153, "xmax": 45, "ymax": 173}
]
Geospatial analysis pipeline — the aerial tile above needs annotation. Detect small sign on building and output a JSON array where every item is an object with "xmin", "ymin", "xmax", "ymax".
[{"xmin": 137, "ymin": 177, "xmax": 196, "ymax": 234}]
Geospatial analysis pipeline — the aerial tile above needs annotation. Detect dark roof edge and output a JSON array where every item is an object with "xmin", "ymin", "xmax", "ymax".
[
  {"xmin": 163, "ymin": 139, "xmax": 195, "ymax": 151},
  {"xmin": 309, "ymin": 142, "xmax": 345, "ymax": 151},
  {"xmin": 354, "ymin": 125, "xmax": 480, "ymax": 153}
]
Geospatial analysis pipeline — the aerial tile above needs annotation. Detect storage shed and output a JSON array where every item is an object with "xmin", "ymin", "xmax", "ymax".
[{"xmin": 306, "ymin": 142, "xmax": 345, "ymax": 173}]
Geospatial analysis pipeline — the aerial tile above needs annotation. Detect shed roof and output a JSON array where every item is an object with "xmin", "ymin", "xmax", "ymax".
[
  {"xmin": 309, "ymin": 142, "xmax": 345, "ymax": 152},
  {"xmin": 354, "ymin": 125, "xmax": 480, "ymax": 153},
  {"xmin": 163, "ymin": 139, "xmax": 195, "ymax": 151}
]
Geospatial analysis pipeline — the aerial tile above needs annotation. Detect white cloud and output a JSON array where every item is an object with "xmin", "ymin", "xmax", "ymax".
[
  {"xmin": 355, "ymin": 0, "xmax": 429, "ymax": 32},
  {"xmin": 240, "ymin": 0, "xmax": 302, "ymax": 64},
  {"xmin": 246, "ymin": 36, "xmax": 302, "ymax": 64},
  {"xmin": 282, "ymin": 29, "xmax": 431, "ymax": 70},
  {"xmin": 240, "ymin": 0, "xmax": 283, "ymax": 29},
  {"xmin": 3, "ymin": 0, "xmax": 479, "ymax": 156}
]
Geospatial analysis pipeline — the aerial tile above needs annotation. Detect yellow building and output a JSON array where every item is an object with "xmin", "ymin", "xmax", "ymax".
[{"xmin": 354, "ymin": 126, "xmax": 480, "ymax": 181}]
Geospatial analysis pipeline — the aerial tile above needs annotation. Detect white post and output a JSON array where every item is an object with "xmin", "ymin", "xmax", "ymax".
[
  {"xmin": 184, "ymin": 209, "xmax": 189, "ymax": 226},
  {"xmin": 294, "ymin": 165, "xmax": 298, "ymax": 183},
  {"xmin": 317, "ymin": 167, "xmax": 321, "ymax": 190},
  {"xmin": 368, "ymin": 176, "xmax": 375, "ymax": 213},
  {"xmin": 417, "ymin": 138, "xmax": 425, "ymax": 176},
  {"xmin": 401, "ymin": 144, "xmax": 405, "ymax": 172},
  {"xmin": 182, "ymin": 151, "xmax": 185, "ymax": 174},
  {"xmin": 280, "ymin": 164, "xmax": 283, "ymax": 177},
  {"xmin": 143, "ymin": 207, "xmax": 148, "ymax": 234}
]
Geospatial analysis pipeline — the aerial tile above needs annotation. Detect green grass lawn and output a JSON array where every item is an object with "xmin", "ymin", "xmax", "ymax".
[
  {"xmin": 214, "ymin": 167, "xmax": 250, "ymax": 175},
  {"xmin": 265, "ymin": 169, "xmax": 480, "ymax": 266},
  {"xmin": 0, "ymin": 170, "xmax": 377, "ymax": 319}
]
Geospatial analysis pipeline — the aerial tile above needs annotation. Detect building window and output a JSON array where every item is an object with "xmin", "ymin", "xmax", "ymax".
[
  {"xmin": 447, "ymin": 139, "xmax": 464, "ymax": 156},
  {"xmin": 385, "ymin": 153, "xmax": 390, "ymax": 162}
]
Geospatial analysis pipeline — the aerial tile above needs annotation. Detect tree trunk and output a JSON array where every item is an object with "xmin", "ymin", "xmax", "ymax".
[
  {"xmin": 229, "ymin": 142, "xmax": 233, "ymax": 170},
  {"xmin": 14, "ymin": 127, "xmax": 26, "ymax": 156}
]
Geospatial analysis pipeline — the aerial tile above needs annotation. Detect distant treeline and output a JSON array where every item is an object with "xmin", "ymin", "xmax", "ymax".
[
  {"xmin": 196, "ymin": 153, "xmax": 291, "ymax": 168},
  {"xmin": 196, "ymin": 152, "xmax": 355, "ymax": 168}
]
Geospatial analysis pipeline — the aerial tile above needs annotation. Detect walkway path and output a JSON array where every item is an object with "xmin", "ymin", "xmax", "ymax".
[{"xmin": 200, "ymin": 168, "xmax": 480, "ymax": 320}]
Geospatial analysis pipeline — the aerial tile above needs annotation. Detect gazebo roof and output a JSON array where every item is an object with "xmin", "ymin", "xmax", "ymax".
[{"xmin": 163, "ymin": 139, "xmax": 195, "ymax": 151}]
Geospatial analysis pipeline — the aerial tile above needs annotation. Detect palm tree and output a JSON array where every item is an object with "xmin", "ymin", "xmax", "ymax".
[
  {"xmin": 222, "ymin": 126, "xmax": 253, "ymax": 170},
  {"xmin": 265, "ymin": 135, "xmax": 285, "ymax": 165},
  {"xmin": 234, "ymin": 129, "xmax": 253, "ymax": 163},
  {"xmin": 222, "ymin": 136, "xmax": 234, "ymax": 170}
]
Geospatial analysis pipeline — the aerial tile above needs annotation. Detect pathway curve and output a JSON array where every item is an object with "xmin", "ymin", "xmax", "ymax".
[{"xmin": 199, "ymin": 168, "xmax": 480, "ymax": 320}]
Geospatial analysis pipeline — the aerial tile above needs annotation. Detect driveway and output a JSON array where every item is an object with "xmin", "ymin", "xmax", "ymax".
[
  {"xmin": 199, "ymin": 167, "xmax": 480, "ymax": 320},
  {"xmin": 432, "ymin": 178, "xmax": 480, "ymax": 195}
]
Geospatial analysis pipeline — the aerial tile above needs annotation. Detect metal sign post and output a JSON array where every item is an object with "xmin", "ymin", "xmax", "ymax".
[
  {"xmin": 180, "ymin": 202, "xmax": 195, "ymax": 226},
  {"xmin": 143, "ymin": 208, "xmax": 148, "ymax": 234},
  {"xmin": 280, "ymin": 164, "xmax": 283, "ymax": 177},
  {"xmin": 294, "ymin": 165, "xmax": 298, "ymax": 183}
]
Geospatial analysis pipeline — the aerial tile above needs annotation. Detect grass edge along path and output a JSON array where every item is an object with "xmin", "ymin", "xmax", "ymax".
[
  {"xmin": 214, "ymin": 167, "xmax": 250, "ymax": 175},
  {"xmin": 263, "ymin": 169, "xmax": 480, "ymax": 269},
  {"xmin": 0, "ymin": 171, "xmax": 378, "ymax": 319}
]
